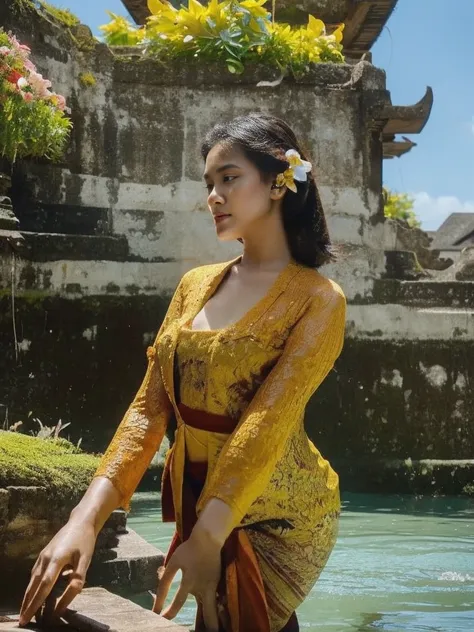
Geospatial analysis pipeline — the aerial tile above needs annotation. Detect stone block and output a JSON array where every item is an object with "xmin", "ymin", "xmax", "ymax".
[
  {"xmin": 0, "ymin": 488, "xmax": 9, "ymax": 549},
  {"xmin": 455, "ymin": 246, "xmax": 474, "ymax": 280},
  {"xmin": 88, "ymin": 529, "xmax": 164, "ymax": 594},
  {"xmin": 6, "ymin": 486, "xmax": 49, "ymax": 522},
  {"xmin": 0, "ymin": 586, "xmax": 189, "ymax": 631},
  {"xmin": 104, "ymin": 509, "xmax": 128, "ymax": 534}
]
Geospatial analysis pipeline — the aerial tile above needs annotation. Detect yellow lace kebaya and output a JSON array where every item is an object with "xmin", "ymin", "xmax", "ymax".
[{"xmin": 94, "ymin": 254, "xmax": 346, "ymax": 631}]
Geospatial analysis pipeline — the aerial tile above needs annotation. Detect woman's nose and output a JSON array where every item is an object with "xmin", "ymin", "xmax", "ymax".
[{"xmin": 208, "ymin": 186, "xmax": 225, "ymax": 205}]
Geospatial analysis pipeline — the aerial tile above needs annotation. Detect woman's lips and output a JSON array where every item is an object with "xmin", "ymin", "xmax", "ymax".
[{"xmin": 214, "ymin": 214, "xmax": 231, "ymax": 223}]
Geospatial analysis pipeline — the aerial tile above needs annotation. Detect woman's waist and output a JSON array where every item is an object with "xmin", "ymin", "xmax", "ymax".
[{"xmin": 178, "ymin": 401, "xmax": 237, "ymax": 433}]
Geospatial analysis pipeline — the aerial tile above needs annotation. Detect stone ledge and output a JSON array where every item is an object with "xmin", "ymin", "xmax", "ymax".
[
  {"xmin": 0, "ymin": 586, "xmax": 189, "ymax": 631},
  {"xmin": 9, "ymin": 232, "xmax": 130, "ymax": 262},
  {"xmin": 87, "ymin": 529, "xmax": 164, "ymax": 595},
  {"xmin": 372, "ymin": 278, "xmax": 474, "ymax": 308},
  {"xmin": 346, "ymin": 303, "xmax": 474, "ymax": 341}
]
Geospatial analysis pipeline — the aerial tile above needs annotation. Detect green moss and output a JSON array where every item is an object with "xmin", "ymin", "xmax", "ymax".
[
  {"xmin": 70, "ymin": 28, "xmax": 97, "ymax": 52},
  {"xmin": 0, "ymin": 431, "xmax": 100, "ymax": 500},
  {"xmin": 38, "ymin": 1, "xmax": 80, "ymax": 27},
  {"xmin": 11, "ymin": 0, "xmax": 36, "ymax": 13},
  {"xmin": 0, "ymin": 289, "xmax": 50, "ymax": 302},
  {"xmin": 79, "ymin": 72, "xmax": 97, "ymax": 88},
  {"xmin": 462, "ymin": 483, "xmax": 474, "ymax": 497}
]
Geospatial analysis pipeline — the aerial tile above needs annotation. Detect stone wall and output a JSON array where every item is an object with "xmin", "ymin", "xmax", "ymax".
[{"xmin": 1, "ymin": 2, "xmax": 473, "ymax": 494}]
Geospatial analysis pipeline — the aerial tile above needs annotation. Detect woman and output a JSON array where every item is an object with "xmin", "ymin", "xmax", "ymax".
[{"xmin": 20, "ymin": 113, "xmax": 346, "ymax": 632}]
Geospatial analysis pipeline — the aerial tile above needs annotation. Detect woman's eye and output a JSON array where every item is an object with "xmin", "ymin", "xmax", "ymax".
[{"xmin": 224, "ymin": 175, "xmax": 237, "ymax": 183}]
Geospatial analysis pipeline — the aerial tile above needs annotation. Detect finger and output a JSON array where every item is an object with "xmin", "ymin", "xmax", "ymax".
[
  {"xmin": 152, "ymin": 561, "xmax": 178, "ymax": 614},
  {"xmin": 54, "ymin": 572, "xmax": 85, "ymax": 618},
  {"xmin": 19, "ymin": 565, "xmax": 62, "ymax": 626},
  {"xmin": 19, "ymin": 557, "xmax": 48, "ymax": 624},
  {"xmin": 54, "ymin": 554, "xmax": 90, "ymax": 617},
  {"xmin": 202, "ymin": 591, "xmax": 219, "ymax": 632},
  {"xmin": 161, "ymin": 582, "xmax": 190, "ymax": 620}
]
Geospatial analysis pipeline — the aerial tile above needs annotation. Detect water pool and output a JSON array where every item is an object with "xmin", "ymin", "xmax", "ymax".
[{"xmin": 127, "ymin": 492, "xmax": 474, "ymax": 631}]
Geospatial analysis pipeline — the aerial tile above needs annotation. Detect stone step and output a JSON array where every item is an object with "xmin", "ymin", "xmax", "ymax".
[
  {"xmin": 373, "ymin": 278, "xmax": 474, "ymax": 308},
  {"xmin": 0, "ymin": 253, "xmax": 181, "ymax": 296},
  {"xmin": 11, "ymin": 201, "xmax": 109, "ymax": 237},
  {"xmin": 347, "ymin": 303, "xmax": 474, "ymax": 341},
  {"xmin": 15, "ymin": 231, "xmax": 130, "ymax": 262},
  {"xmin": 0, "ymin": 586, "xmax": 190, "ymax": 631},
  {"xmin": 88, "ymin": 528, "xmax": 164, "ymax": 595}
]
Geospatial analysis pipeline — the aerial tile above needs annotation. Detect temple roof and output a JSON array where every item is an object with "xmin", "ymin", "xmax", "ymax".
[
  {"xmin": 430, "ymin": 214, "xmax": 474, "ymax": 251},
  {"xmin": 342, "ymin": 0, "xmax": 398, "ymax": 59},
  {"xmin": 380, "ymin": 87, "xmax": 433, "ymax": 159},
  {"xmin": 120, "ymin": 0, "xmax": 399, "ymax": 59}
]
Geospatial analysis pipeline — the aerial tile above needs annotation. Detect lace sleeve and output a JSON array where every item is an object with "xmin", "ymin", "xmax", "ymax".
[
  {"xmin": 93, "ymin": 274, "xmax": 187, "ymax": 511},
  {"xmin": 197, "ymin": 283, "xmax": 346, "ymax": 526}
]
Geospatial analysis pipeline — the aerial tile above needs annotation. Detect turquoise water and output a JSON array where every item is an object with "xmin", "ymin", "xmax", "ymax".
[{"xmin": 127, "ymin": 492, "xmax": 474, "ymax": 631}]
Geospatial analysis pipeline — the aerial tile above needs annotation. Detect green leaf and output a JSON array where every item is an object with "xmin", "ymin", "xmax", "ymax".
[{"xmin": 226, "ymin": 57, "xmax": 244, "ymax": 73}]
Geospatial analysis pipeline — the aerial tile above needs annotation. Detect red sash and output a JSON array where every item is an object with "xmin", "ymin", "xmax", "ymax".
[{"xmin": 160, "ymin": 402, "xmax": 298, "ymax": 632}]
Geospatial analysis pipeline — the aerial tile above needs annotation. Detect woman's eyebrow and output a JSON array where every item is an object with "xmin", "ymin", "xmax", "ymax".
[{"xmin": 203, "ymin": 163, "xmax": 242, "ymax": 180}]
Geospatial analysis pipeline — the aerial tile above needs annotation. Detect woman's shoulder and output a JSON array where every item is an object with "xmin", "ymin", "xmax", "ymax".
[
  {"xmin": 295, "ymin": 265, "xmax": 346, "ymax": 305},
  {"xmin": 179, "ymin": 257, "xmax": 237, "ymax": 287}
]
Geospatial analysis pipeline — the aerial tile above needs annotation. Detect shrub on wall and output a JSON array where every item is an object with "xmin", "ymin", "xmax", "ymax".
[
  {"xmin": 383, "ymin": 187, "xmax": 421, "ymax": 229},
  {"xmin": 101, "ymin": 0, "xmax": 345, "ymax": 75},
  {"xmin": 0, "ymin": 28, "xmax": 72, "ymax": 163}
]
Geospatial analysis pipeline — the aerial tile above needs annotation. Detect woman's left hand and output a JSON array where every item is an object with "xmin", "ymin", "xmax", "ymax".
[{"xmin": 153, "ymin": 527, "xmax": 222, "ymax": 631}]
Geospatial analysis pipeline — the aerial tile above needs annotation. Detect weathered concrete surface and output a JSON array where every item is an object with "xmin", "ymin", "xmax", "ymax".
[
  {"xmin": 0, "ymin": 587, "xmax": 189, "ymax": 631},
  {"xmin": 308, "ymin": 339, "xmax": 474, "ymax": 463},
  {"xmin": 0, "ymin": 294, "xmax": 171, "ymax": 450}
]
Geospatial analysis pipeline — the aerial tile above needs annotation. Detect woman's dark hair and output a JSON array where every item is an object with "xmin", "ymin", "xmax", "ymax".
[{"xmin": 201, "ymin": 112, "xmax": 335, "ymax": 269}]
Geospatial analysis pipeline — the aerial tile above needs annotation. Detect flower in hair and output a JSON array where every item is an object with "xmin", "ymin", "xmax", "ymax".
[{"xmin": 275, "ymin": 149, "xmax": 312, "ymax": 193}]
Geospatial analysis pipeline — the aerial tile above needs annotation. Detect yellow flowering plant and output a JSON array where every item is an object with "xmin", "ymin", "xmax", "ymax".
[{"xmin": 100, "ymin": 0, "xmax": 344, "ymax": 75}]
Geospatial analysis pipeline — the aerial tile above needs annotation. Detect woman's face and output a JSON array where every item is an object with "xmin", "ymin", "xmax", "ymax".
[{"xmin": 203, "ymin": 142, "xmax": 280, "ymax": 241}]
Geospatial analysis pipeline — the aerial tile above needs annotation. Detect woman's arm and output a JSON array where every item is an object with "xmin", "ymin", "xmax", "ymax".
[
  {"xmin": 196, "ymin": 283, "xmax": 346, "ymax": 536},
  {"xmin": 93, "ymin": 272, "xmax": 187, "ymax": 511}
]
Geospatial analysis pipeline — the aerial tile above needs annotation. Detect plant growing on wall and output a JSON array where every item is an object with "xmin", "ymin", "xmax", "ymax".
[
  {"xmin": 37, "ymin": 0, "xmax": 80, "ymax": 28},
  {"xmin": 100, "ymin": 0, "xmax": 344, "ymax": 75},
  {"xmin": 0, "ymin": 28, "xmax": 72, "ymax": 163},
  {"xmin": 383, "ymin": 187, "xmax": 421, "ymax": 229}
]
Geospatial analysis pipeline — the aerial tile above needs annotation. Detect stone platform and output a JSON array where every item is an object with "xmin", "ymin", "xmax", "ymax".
[{"xmin": 0, "ymin": 587, "xmax": 190, "ymax": 632}]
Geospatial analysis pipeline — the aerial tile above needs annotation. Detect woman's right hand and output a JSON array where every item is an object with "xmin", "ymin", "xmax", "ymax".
[{"xmin": 19, "ymin": 520, "xmax": 96, "ymax": 626}]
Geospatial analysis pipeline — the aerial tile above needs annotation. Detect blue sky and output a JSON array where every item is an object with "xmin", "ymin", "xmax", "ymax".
[{"xmin": 47, "ymin": 0, "xmax": 474, "ymax": 230}]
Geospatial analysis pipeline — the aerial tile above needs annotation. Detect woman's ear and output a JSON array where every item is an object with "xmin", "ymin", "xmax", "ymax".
[{"xmin": 270, "ymin": 183, "xmax": 286, "ymax": 200}]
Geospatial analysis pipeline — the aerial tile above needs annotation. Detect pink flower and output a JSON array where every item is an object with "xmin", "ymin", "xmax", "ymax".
[
  {"xmin": 0, "ymin": 46, "xmax": 11, "ymax": 55},
  {"xmin": 28, "ymin": 70, "xmax": 52, "ymax": 98},
  {"xmin": 56, "ymin": 94, "xmax": 66, "ymax": 110},
  {"xmin": 49, "ymin": 93, "xmax": 67, "ymax": 110},
  {"xmin": 22, "ymin": 91, "xmax": 34, "ymax": 102}
]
